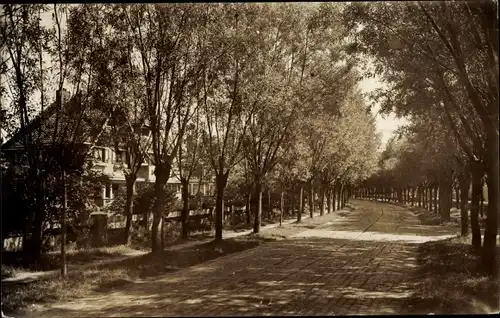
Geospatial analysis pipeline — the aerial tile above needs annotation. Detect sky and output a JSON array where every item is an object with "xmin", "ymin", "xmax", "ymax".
[{"xmin": 358, "ymin": 76, "xmax": 408, "ymax": 148}]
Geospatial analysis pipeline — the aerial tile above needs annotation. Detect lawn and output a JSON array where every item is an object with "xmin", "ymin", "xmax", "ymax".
[
  {"xmin": 1, "ymin": 235, "xmax": 275, "ymax": 316},
  {"xmin": 402, "ymin": 235, "xmax": 499, "ymax": 314},
  {"xmin": 1, "ymin": 244, "xmax": 142, "ymax": 274}
]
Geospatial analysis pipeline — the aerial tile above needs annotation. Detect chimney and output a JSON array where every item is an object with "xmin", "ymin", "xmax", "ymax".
[{"xmin": 56, "ymin": 88, "xmax": 71, "ymax": 105}]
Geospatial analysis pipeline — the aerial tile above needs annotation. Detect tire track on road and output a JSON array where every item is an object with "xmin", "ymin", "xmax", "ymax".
[
  {"xmin": 176, "ymin": 206, "xmax": 386, "ymax": 312},
  {"xmin": 263, "ymin": 207, "xmax": 387, "ymax": 314}
]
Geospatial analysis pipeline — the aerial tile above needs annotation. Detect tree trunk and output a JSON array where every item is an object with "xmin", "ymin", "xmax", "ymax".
[
  {"xmin": 342, "ymin": 186, "xmax": 346, "ymax": 207},
  {"xmin": 298, "ymin": 186, "xmax": 303, "ymax": 222},
  {"xmin": 230, "ymin": 205, "xmax": 235, "ymax": 227},
  {"xmin": 337, "ymin": 184, "xmax": 343, "ymax": 210},
  {"xmin": 429, "ymin": 187, "xmax": 433, "ymax": 210},
  {"xmin": 424, "ymin": 187, "xmax": 428, "ymax": 209},
  {"xmin": 161, "ymin": 217, "xmax": 165, "ymax": 248},
  {"xmin": 60, "ymin": 170, "xmax": 67, "ymax": 277},
  {"xmin": 151, "ymin": 163, "xmax": 170, "ymax": 254},
  {"xmin": 327, "ymin": 188, "xmax": 332, "ymax": 213},
  {"xmin": 253, "ymin": 181, "xmax": 263, "ymax": 233},
  {"xmin": 332, "ymin": 184, "xmax": 337, "ymax": 211},
  {"xmin": 181, "ymin": 178, "xmax": 190, "ymax": 239},
  {"xmin": 459, "ymin": 172, "xmax": 470, "ymax": 236},
  {"xmin": 215, "ymin": 172, "xmax": 229, "ymax": 241},
  {"xmin": 143, "ymin": 208, "xmax": 149, "ymax": 234},
  {"xmin": 433, "ymin": 186, "xmax": 438, "ymax": 215},
  {"xmin": 427, "ymin": 187, "xmax": 431, "ymax": 210},
  {"xmin": 470, "ymin": 163, "xmax": 483, "ymax": 250},
  {"xmin": 426, "ymin": 187, "xmax": 430, "ymax": 208},
  {"xmin": 320, "ymin": 187, "xmax": 325, "ymax": 216},
  {"xmin": 428, "ymin": 187, "xmax": 432, "ymax": 209},
  {"xmin": 246, "ymin": 192, "xmax": 251, "ymax": 224},
  {"xmin": 480, "ymin": 186, "xmax": 485, "ymax": 218},
  {"xmin": 27, "ymin": 175, "xmax": 46, "ymax": 260},
  {"xmin": 455, "ymin": 187, "xmax": 460, "ymax": 209},
  {"xmin": 439, "ymin": 173, "xmax": 453, "ymax": 222},
  {"xmin": 482, "ymin": 124, "xmax": 499, "ymax": 276},
  {"xmin": 267, "ymin": 189, "xmax": 272, "ymax": 221},
  {"xmin": 309, "ymin": 183, "xmax": 314, "ymax": 218},
  {"xmin": 410, "ymin": 188, "xmax": 413, "ymax": 204},
  {"xmin": 124, "ymin": 176, "xmax": 136, "ymax": 245},
  {"xmin": 280, "ymin": 191, "xmax": 284, "ymax": 226},
  {"xmin": 344, "ymin": 186, "xmax": 348, "ymax": 207}
]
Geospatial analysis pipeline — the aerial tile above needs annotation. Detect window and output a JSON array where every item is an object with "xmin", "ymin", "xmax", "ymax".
[
  {"xmin": 192, "ymin": 184, "xmax": 199, "ymax": 194},
  {"xmin": 167, "ymin": 184, "xmax": 177, "ymax": 193},
  {"xmin": 112, "ymin": 184, "xmax": 119, "ymax": 195},
  {"xmin": 93, "ymin": 148, "xmax": 106, "ymax": 162},
  {"xmin": 104, "ymin": 184, "xmax": 111, "ymax": 199},
  {"xmin": 93, "ymin": 186, "xmax": 102, "ymax": 198},
  {"xmin": 116, "ymin": 151, "xmax": 125, "ymax": 163}
]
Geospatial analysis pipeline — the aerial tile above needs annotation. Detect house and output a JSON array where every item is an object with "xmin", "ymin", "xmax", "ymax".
[{"xmin": 1, "ymin": 89, "xmax": 214, "ymax": 208}]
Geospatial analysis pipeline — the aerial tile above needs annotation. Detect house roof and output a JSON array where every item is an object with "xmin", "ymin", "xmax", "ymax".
[{"xmin": 1, "ymin": 92, "xmax": 111, "ymax": 152}]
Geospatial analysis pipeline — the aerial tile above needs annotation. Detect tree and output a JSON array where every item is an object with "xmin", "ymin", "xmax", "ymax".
[
  {"xmin": 1, "ymin": 4, "xmax": 110, "ymax": 266},
  {"xmin": 69, "ymin": 5, "xmax": 156, "ymax": 246},
  {"xmin": 344, "ymin": 0, "xmax": 498, "ymax": 275},
  {"xmin": 173, "ymin": 108, "xmax": 204, "ymax": 239},
  {"xmin": 116, "ymin": 4, "xmax": 206, "ymax": 253},
  {"xmin": 199, "ymin": 4, "xmax": 267, "ymax": 242}
]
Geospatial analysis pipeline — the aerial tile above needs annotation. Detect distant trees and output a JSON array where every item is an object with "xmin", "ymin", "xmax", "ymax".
[{"xmin": 344, "ymin": 0, "xmax": 498, "ymax": 275}]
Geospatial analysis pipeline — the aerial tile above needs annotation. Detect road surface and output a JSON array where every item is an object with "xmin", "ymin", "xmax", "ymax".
[{"xmin": 29, "ymin": 200, "xmax": 460, "ymax": 316}]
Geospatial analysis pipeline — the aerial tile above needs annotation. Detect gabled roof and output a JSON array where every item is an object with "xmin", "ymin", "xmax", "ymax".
[
  {"xmin": 1, "ymin": 92, "xmax": 110, "ymax": 152},
  {"xmin": 1, "ymin": 100, "xmax": 60, "ymax": 150}
]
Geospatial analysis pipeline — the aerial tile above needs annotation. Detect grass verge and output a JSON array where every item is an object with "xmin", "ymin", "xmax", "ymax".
[
  {"xmin": 1, "ymin": 235, "xmax": 275, "ymax": 315},
  {"xmin": 2, "ymin": 244, "xmax": 143, "ymax": 273},
  {"xmin": 403, "ymin": 235, "xmax": 499, "ymax": 314}
]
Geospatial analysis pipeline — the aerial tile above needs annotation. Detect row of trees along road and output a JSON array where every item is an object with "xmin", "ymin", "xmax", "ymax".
[
  {"xmin": 1, "ymin": 3, "xmax": 380, "ymax": 274},
  {"xmin": 343, "ymin": 0, "xmax": 499, "ymax": 276}
]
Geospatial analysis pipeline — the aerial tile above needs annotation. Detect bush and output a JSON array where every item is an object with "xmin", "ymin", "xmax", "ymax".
[
  {"xmin": 190, "ymin": 192, "xmax": 215, "ymax": 210},
  {"xmin": 102, "ymin": 182, "xmax": 178, "ymax": 217}
]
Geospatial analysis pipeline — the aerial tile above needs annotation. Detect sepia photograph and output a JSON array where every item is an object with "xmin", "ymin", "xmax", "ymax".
[{"xmin": 1, "ymin": 1, "xmax": 498, "ymax": 316}]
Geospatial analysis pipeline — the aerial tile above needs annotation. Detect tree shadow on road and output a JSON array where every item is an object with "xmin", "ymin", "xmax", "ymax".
[
  {"xmin": 8, "ymin": 200, "xmax": 498, "ymax": 317},
  {"xmin": 20, "ymin": 237, "xmax": 439, "ymax": 317}
]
